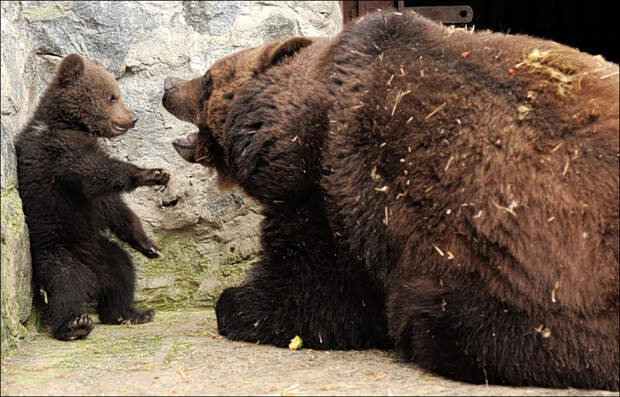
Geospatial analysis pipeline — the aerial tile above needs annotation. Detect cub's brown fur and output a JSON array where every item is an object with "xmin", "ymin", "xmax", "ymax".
[
  {"xmin": 162, "ymin": 11, "xmax": 619, "ymax": 390},
  {"xmin": 16, "ymin": 54, "xmax": 170, "ymax": 341}
]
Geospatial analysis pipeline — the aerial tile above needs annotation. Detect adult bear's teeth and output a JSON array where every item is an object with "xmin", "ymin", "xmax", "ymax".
[
  {"xmin": 173, "ymin": 133, "xmax": 198, "ymax": 148},
  {"xmin": 172, "ymin": 133, "xmax": 197, "ymax": 162}
]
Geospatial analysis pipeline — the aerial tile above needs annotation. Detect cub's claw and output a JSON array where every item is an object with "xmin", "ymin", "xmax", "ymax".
[
  {"xmin": 143, "ymin": 246, "xmax": 163, "ymax": 259},
  {"xmin": 54, "ymin": 313, "xmax": 94, "ymax": 341},
  {"xmin": 143, "ymin": 169, "xmax": 171, "ymax": 186}
]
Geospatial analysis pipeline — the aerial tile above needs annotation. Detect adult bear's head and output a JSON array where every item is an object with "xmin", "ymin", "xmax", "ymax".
[{"xmin": 161, "ymin": 36, "xmax": 314, "ymax": 189}]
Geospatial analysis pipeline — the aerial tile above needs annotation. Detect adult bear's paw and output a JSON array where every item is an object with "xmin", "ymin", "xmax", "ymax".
[
  {"xmin": 214, "ymin": 286, "xmax": 240, "ymax": 338},
  {"xmin": 215, "ymin": 286, "xmax": 292, "ymax": 347}
]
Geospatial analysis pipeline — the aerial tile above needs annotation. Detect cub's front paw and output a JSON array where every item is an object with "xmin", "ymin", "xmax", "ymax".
[
  {"xmin": 142, "ymin": 169, "xmax": 171, "ymax": 187},
  {"xmin": 53, "ymin": 314, "xmax": 94, "ymax": 341},
  {"xmin": 141, "ymin": 244, "xmax": 163, "ymax": 259}
]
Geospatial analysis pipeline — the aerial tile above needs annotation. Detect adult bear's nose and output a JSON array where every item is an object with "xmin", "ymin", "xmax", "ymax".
[
  {"xmin": 164, "ymin": 77, "xmax": 179, "ymax": 92},
  {"xmin": 131, "ymin": 114, "xmax": 139, "ymax": 124}
]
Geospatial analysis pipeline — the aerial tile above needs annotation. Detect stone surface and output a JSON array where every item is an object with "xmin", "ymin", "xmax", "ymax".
[
  {"xmin": 22, "ymin": 1, "xmax": 157, "ymax": 77},
  {"xmin": 0, "ymin": 1, "xmax": 342, "ymax": 356},
  {"xmin": 2, "ymin": 310, "xmax": 617, "ymax": 396},
  {"xmin": 182, "ymin": 1, "xmax": 250, "ymax": 36},
  {"xmin": 1, "ymin": 1, "xmax": 37, "ymax": 359}
]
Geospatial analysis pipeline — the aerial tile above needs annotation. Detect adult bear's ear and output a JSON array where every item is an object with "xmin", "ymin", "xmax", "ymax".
[
  {"xmin": 257, "ymin": 37, "xmax": 315, "ymax": 73},
  {"xmin": 57, "ymin": 53, "xmax": 85, "ymax": 85}
]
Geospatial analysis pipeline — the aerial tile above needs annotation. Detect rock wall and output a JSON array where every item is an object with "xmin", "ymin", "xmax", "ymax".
[
  {"xmin": 0, "ymin": 1, "xmax": 342, "ymax": 354},
  {"xmin": 1, "ymin": 1, "xmax": 37, "ymax": 358}
]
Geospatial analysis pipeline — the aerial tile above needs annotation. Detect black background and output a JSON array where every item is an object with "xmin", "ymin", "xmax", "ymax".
[{"xmin": 403, "ymin": 0, "xmax": 618, "ymax": 63}]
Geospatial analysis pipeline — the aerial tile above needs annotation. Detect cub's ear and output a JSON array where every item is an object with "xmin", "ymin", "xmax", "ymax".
[
  {"xmin": 258, "ymin": 37, "xmax": 315, "ymax": 73},
  {"xmin": 57, "ymin": 53, "xmax": 85, "ymax": 85}
]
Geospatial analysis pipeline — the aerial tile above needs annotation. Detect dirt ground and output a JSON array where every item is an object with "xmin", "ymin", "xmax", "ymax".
[{"xmin": 1, "ymin": 310, "xmax": 617, "ymax": 396}]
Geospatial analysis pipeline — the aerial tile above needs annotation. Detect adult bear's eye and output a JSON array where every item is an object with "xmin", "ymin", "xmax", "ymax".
[{"xmin": 109, "ymin": 94, "xmax": 116, "ymax": 103}]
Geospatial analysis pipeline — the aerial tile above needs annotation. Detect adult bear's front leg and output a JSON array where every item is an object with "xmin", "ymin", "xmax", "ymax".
[
  {"xmin": 216, "ymin": 272, "xmax": 294, "ymax": 348},
  {"xmin": 215, "ymin": 195, "xmax": 391, "ymax": 350},
  {"xmin": 216, "ymin": 262, "xmax": 390, "ymax": 350}
]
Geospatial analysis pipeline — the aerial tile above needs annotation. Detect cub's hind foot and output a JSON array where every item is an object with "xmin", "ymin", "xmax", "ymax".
[
  {"xmin": 118, "ymin": 309, "xmax": 155, "ymax": 325},
  {"xmin": 53, "ymin": 314, "xmax": 94, "ymax": 341}
]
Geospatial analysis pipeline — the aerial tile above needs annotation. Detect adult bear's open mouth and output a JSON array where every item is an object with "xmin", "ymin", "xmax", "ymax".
[{"xmin": 172, "ymin": 132, "xmax": 198, "ymax": 162}]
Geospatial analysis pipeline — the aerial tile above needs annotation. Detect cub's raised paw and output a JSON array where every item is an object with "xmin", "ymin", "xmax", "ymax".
[
  {"xmin": 143, "ymin": 169, "xmax": 170, "ymax": 187},
  {"xmin": 54, "ymin": 313, "xmax": 94, "ymax": 341},
  {"xmin": 120, "ymin": 309, "xmax": 155, "ymax": 325}
]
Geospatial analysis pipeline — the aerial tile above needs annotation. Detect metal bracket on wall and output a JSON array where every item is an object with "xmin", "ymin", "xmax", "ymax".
[
  {"xmin": 402, "ymin": 5, "xmax": 473, "ymax": 24},
  {"xmin": 340, "ymin": 1, "xmax": 474, "ymax": 25}
]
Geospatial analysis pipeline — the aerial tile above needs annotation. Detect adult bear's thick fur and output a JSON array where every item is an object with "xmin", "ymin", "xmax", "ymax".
[{"xmin": 162, "ymin": 11, "xmax": 619, "ymax": 390}]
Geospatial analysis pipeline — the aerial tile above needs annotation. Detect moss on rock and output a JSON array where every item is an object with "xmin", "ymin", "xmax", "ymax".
[
  {"xmin": 55, "ymin": 333, "xmax": 165, "ymax": 370},
  {"xmin": 21, "ymin": 2, "xmax": 74, "ymax": 23},
  {"xmin": 124, "ymin": 227, "xmax": 258, "ymax": 312},
  {"xmin": 1, "ymin": 185, "xmax": 36, "ymax": 359}
]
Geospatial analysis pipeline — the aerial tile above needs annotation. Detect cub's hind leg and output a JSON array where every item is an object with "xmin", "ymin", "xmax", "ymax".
[{"xmin": 35, "ymin": 248, "xmax": 95, "ymax": 341}]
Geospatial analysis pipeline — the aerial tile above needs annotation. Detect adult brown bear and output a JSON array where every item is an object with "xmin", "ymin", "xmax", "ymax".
[{"xmin": 162, "ymin": 11, "xmax": 619, "ymax": 390}]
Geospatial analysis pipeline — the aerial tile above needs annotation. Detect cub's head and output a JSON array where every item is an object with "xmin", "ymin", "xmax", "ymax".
[
  {"xmin": 43, "ymin": 54, "xmax": 138, "ymax": 137},
  {"xmin": 161, "ymin": 37, "xmax": 314, "ymax": 188}
]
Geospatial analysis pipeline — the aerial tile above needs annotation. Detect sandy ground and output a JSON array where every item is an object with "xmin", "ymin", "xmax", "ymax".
[{"xmin": 1, "ymin": 310, "xmax": 617, "ymax": 396}]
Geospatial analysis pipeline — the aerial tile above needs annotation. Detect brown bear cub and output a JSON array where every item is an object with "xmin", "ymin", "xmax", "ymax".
[
  {"xmin": 16, "ymin": 54, "xmax": 170, "ymax": 341},
  {"xmin": 162, "ymin": 11, "xmax": 618, "ymax": 391}
]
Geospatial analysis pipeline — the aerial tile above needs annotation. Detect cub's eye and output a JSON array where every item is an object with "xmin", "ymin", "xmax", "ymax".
[{"xmin": 109, "ymin": 94, "xmax": 117, "ymax": 103}]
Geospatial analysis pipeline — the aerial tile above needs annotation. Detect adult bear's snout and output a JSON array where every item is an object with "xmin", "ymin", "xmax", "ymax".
[{"xmin": 164, "ymin": 77, "xmax": 180, "ymax": 92}]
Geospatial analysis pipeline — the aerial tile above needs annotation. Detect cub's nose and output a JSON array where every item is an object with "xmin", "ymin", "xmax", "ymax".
[
  {"xmin": 164, "ymin": 77, "xmax": 179, "ymax": 92},
  {"xmin": 131, "ymin": 115, "xmax": 139, "ymax": 124}
]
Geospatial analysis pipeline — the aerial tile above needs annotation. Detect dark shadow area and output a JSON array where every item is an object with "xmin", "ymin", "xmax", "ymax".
[{"xmin": 404, "ymin": 0, "xmax": 618, "ymax": 63}]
